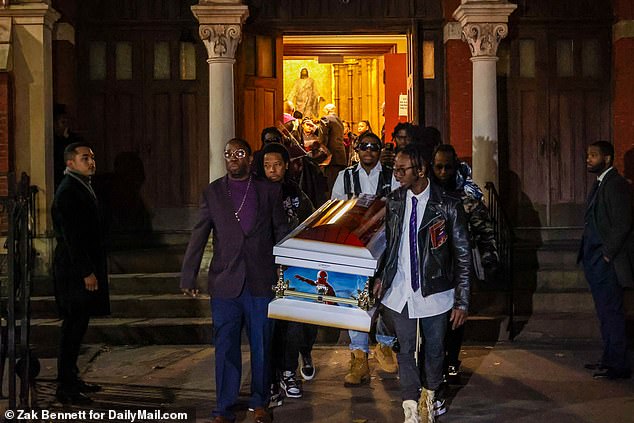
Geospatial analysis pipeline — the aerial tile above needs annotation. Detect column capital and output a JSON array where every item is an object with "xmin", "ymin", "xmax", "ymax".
[
  {"xmin": 462, "ymin": 22, "xmax": 509, "ymax": 59},
  {"xmin": 0, "ymin": 1, "xmax": 60, "ymax": 29},
  {"xmin": 199, "ymin": 24, "xmax": 242, "ymax": 62},
  {"xmin": 453, "ymin": 0, "xmax": 516, "ymax": 58},
  {"xmin": 191, "ymin": 1, "xmax": 248, "ymax": 61}
]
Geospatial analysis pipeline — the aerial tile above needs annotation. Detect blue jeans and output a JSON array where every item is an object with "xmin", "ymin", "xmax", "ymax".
[
  {"xmin": 348, "ymin": 331, "xmax": 397, "ymax": 353},
  {"xmin": 348, "ymin": 330, "xmax": 369, "ymax": 353},
  {"xmin": 211, "ymin": 288, "xmax": 273, "ymax": 420},
  {"xmin": 382, "ymin": 305, "xmax": 448, "ymax": 400}
]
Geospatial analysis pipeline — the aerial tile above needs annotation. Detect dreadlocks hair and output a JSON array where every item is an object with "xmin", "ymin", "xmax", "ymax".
[
  {"xmin": 431, "ymin": 144, "xmax": 459, "ymax": 168},
  {"xmin": 399, "ymin": 142, "xmax": 428, "ymax": 176}
]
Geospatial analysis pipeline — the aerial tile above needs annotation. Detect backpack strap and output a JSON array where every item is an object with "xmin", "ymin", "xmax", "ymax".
[
  {"xmin": 376, "ymin": 168, "xmax": 393, "ymax": 197},
  {"xmin": 352, "ymin": 168, "xmax": 362, "ymax": 197}
]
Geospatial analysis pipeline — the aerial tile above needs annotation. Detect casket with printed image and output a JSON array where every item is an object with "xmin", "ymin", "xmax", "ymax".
[{"xmin": 268, "ymin": 194, "xmax": 386, "ymax": 332}]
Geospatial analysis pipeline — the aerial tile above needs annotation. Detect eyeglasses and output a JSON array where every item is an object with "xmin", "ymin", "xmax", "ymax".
[
  {"xmin": 393, "ymin": 166, "xmax": 417, "ymax": 176},
  {"xmin": 224, "ymin": 149, "xmax": 247, "ymax": 160},
  {"xmin": 356, "ymin": 143, "xmax": 381, "ymax": 152},
  {"xmin": 434, "ymin": 164, "xmax": 454, "ymax": 171}
]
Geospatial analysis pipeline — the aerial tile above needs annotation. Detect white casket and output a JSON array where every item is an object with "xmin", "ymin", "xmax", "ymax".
[{"xmin": 268, "ymin": 194, "xmax": 386, "ymax": 332}]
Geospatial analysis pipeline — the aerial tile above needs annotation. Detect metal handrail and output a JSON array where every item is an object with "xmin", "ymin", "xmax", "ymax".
[
  {"xmin": 1, "ymin": 172, "xmax": 38, "ymax": 408},
  {"xmin": 484, "ymin": 181, "xmax": 516, "ymax": 340}
]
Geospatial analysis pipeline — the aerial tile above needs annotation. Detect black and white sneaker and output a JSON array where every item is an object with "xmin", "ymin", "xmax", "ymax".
[
  {"xmin": 447, "ymin": 362, "xmax": 461, "ymax": 384},
  {"xmin": 269, "ymin": 383, "xmax": 284, "ymax": 408},
  {"xmin": 300, "ymin": 353, "xmax": 315, "ymax": 380},
  {"xmin": 433, "ymin": 397, "xmax": 447, "ymax": 417},
  {"xmin": 280, "ymin": 371, "xmax": 302, "ymax": 398}
]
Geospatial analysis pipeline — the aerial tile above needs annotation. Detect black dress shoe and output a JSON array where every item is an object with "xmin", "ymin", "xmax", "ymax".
[
  {"xmin": 584, "ymin": 361, "xmax": 607, "ymax": 371},
  {"xmin": 56, "ymin": 387, "xmax": 94, "ymax": 405},
  {"xmin": 593, "ymin": 368, "xmax": 632, "ymax": 380},
  {"xmin": 76, "ymin": 379, "xmax": 102, "ymax": 393}
]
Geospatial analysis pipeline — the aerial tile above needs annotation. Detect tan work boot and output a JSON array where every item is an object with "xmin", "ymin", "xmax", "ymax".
[
  {"xmin": 374, "ymin": 343, "xmax": 398, "ymax": 373},
  {"xmin": 418, "ymin": 388, "xmax": 436, "ymax": 423},
  {"xmin": 343, "ymin": 349, "xmax": 370, "ymax": 386}
]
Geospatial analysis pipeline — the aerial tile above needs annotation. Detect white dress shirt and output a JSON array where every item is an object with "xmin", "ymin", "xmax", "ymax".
[
  {"xmin": 331, "ymin": 162, "xmax": 399, "ymax": 200},
  {"xmin": 381, "ymin": 183, "xmax": 455, "ymax": 318},
  {"xmin": 597, "ymin": 166, "xmax": 614, "ymax": 184}
]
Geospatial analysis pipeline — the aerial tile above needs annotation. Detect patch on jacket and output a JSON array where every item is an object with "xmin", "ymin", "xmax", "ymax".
[{"xmin": 429, "ymin": 219, "xmax": 448, "ymax": 249}]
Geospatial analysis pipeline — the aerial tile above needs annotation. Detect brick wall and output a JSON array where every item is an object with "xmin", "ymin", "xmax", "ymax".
[
  {"xmin": 613, "ymin": 0, "xmax": 634, "ymax": 180},
  {"xmin": 444, "ymin": 0, "xmax": 473, "ymax": 162},
  {"xmin": 445, "ymin": 41, "xmax": 473, "ymax": 161}
]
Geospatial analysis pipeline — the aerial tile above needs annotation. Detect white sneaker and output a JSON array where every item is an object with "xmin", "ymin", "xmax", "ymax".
[{"xmin": 402, "ymin": 399, "xmax": 420, "ymax": 423}]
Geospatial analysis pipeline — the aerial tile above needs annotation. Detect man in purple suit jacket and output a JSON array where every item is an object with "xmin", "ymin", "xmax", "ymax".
[{"xmin": 181, "ymin": 138, "xmax": 289, "ymax": 423}]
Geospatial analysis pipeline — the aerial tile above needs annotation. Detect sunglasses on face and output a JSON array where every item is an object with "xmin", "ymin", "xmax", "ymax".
[
  {"xmin": 356, "ymin": 143, "xmax": 381, "ymax": 152},
  {"xmin": 434, "ymin": 163, "xmax": 454, "ymax": 171},
  {"xmin": 224, "ymin": 149, "xmax": 247, "ymax": 160}
]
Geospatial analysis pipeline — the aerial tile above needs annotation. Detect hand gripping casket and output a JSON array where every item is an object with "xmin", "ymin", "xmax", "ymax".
[{"xmin": 269, "ymin": 195, "xmax": 386, "ymax": 332}]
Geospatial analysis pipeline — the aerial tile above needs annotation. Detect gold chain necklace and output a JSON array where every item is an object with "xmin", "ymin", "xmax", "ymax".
[{"xmin": 227, "ymin": 175, "xmax": 252, "ymax": 222}]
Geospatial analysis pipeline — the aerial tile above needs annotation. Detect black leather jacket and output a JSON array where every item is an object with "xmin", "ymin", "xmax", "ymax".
[{"xmin": 377, "ymin": 182, "xmax": 472, "ymax": 311}]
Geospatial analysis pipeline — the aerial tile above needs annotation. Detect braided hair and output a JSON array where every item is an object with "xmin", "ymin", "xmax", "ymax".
[{"xmin": 398, "ymin": 142, "xmax": 428, "ymax": 176}]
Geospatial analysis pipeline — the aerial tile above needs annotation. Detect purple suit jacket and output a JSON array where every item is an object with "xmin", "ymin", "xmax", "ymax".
[{"xmin": 180, "ymin": 175, "xmax": 289, "ymax": 298}]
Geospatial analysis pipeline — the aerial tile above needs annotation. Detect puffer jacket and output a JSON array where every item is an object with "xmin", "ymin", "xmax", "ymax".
[{"xmin": 377, "ymin": 182, "xmax": 472, "ymax": 311}]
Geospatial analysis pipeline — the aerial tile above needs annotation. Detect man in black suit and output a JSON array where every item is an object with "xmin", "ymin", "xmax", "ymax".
[
  {"xmin": 180, "ymin": 138, "xmax": 288, "ymax": 423},
  {"xmin": 319, "ymin": 104, "xmax": 347, "ymax": 191},
  {"xmin": 52, "ymin": 142, "xmax": 110, "ymax": 404},
  {"xmin": 580, "ymin": 140, "xmax": 633, "ymax": 380}
]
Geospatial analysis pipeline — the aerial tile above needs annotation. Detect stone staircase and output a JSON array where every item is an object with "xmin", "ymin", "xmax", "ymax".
[
  {"xmin": 510, "ymin": 237, "xmax": 634, "ymax": 341},
  {"xmin": 26, "ymin": 240, "xmax": 515, "ymax": 350}
]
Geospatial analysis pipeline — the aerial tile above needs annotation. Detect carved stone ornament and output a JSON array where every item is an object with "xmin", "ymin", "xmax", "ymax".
[
  {"xmin": 199, "ymin": 24, "xmax": 242, "ymax": 60},
  {"xmin": 462, "ymin": 22, "xmax": 508, "ymax": 58}
]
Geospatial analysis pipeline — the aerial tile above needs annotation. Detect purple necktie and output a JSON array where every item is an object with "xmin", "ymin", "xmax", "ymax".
[{"xmin": 410, "ymin": 196, "xmax": 420, "ymax": 292}]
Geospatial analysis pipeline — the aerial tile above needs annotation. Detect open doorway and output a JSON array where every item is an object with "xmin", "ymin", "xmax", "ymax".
[{"xmin": 282, "ymin": 35, "xmax": 408, "ymax": 142}]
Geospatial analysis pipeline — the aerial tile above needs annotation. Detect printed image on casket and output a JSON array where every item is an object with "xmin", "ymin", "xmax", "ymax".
[
  {"xmin": 289, "ymin": 268, "xmax": 369, "ymax": 306},
  {"xmin": 269, "ymin": 195, "xmax": 387, "ymax": 332}
]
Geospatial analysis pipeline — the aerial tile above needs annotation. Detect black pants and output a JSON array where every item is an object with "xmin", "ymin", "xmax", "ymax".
[
  {"xmin": 444, "ymin": 321, "xmax": 465, "ymax": 369},
  {"xmin": 58, "ymin": 312, "xmax": 90, "ymax": 387},
  {"xmin": 271, "ymin": 320, "xmax": 318, "ymax": 378}
]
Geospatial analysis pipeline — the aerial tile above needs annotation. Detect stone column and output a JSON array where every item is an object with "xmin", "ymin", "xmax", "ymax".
[
  {"xmin": 453, "ymin": 0, "xmax": 516, "ymax": 191},
  {"xmin": 1, "ymin": 1, "xmax": 60, "ymax": 274},
  {"xmin": 191, "ymin": 1, "xmax": 248, "ymax": 182}
]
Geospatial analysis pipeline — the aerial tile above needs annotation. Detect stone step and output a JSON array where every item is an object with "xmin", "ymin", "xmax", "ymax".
[
  {"xmin": 512, "ymin": 313, "xmax": 601, "ymax": 342},
  {"xmin": 108, "ymin": 245, "xmax": 188, "ymax": 274},
  {"xmin": 30, "ymin": 294, "xmax": 211, "ymax": 319},
  {"xmin": 514, "ymin": 290, "xmax": 634, "ymax": 315},
  {"xmin": 27, "ymin": 314, "xmax": 510, "ymax": 348},
  {"xmin": 514, "ymin": 268, "xmax": 587, "ymax": 292},
  {"xmin": 513, "ymin": 243, "xmax": 581, "ymax": 270},
  {"xmin": 31, "ymin": 273, "xmax": 207, "ymax": 297}
]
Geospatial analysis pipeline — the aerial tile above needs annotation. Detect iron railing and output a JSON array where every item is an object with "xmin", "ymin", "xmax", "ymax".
[
  {"xmin": 484, "ymin": 182, "xmax": 516, "ymax": 340},
  {"xmin": 0, "ymin": 172, "xmax": 38, "ymax": 408}
]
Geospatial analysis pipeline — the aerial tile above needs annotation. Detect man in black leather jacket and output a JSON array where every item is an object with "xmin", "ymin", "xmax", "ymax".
[{"xmin": 373, "ymin": 143, "xmax": 471, "ymax": 423}]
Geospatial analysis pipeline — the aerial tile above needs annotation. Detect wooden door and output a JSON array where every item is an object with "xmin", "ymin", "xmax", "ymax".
[
  {"xmin": 236, "ymin": 34, "xmax": 283, "ymax": 151},
  {"xmin": 76, "ymin": 1, "xmax": 208, "ymax": 234},
  {"xmin": 506, "ymin": 26, "xmax": 610, "ymax": 228}
]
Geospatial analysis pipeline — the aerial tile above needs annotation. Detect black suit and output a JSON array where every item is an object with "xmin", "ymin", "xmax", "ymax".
[
  {"xmin": 579, "ymin": 167, "xmax": 633, "ymax": 373},
  {"xmin": 319, "ymin": 114, "xmax": 347, "ymax": 190},
  {"xmin": 52, "ymin": 172, "xmax": 109, "ymax": 387}
]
